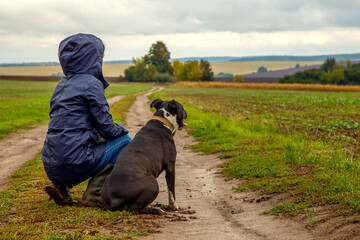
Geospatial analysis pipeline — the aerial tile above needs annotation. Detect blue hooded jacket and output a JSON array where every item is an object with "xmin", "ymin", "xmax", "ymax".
[{"xmin": 42, "ymin": 33, "xmax": 128, "ymax": 184}]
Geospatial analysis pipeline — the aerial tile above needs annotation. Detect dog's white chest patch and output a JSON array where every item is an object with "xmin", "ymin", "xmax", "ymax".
[{"xmin": 159, "ymin": 108, "xmax": 178, "ymax": 132}]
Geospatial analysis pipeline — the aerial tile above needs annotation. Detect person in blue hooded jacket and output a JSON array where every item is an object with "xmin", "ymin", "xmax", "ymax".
[{"xmin": 42, "ymin": 33, "xmax": 131, "ymax": 206}]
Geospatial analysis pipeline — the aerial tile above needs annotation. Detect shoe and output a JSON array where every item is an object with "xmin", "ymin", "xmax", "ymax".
[
  {"xmin": 82, "ymin": 164, "xmax": 113, "ymax": 205},
  {"xmin": 44, "ymin": 182, "xmax": 77, "ymax": 206}
]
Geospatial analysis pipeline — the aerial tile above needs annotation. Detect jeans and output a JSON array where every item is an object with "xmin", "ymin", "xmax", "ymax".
[{"xmin": 85, "ymin": 134, "xmax": 132, "ymax": 178}]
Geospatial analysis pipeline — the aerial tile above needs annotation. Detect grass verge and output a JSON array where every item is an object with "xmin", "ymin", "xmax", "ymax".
[
  {"xmin": 0, "ymin": 81, "xmax": 154, "ymax": 239},
  {"xmin": 176, "ymin": 81, "xmax": 360, "ymax": 92},
  {"xmin": 0, "ymin": 154, "xmax": 150, "ymax": 239},
  {"xmin": 0, "ymin": 80, "xmax": 152, "ymax": 139},
  {"xmin": 151, "ymin": 86, "xmax": 360, "ymax": 216}
]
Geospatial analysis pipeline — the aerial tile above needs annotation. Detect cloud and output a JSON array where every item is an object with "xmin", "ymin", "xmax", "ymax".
[
  {"xmin": 100, "ymin": 28, "xmax": 360, "ymax": 61},
  {"xmin": 2, "ymin": 0, "xmax": 359, "ymax": 35},
  {"xmin": 0, "ymin": 0, "xmax": 359, "ymax": 62}
]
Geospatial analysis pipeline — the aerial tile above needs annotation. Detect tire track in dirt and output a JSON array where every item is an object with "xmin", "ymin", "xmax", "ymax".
[
  {"xmin": 0, "ymin": 95, "xmax": 125, "ymax": 190},
  {"xmin": 124, "ymin": 90, "xmax": 315, "ymax": 240}
]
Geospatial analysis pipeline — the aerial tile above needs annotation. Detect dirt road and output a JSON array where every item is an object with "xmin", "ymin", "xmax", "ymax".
[{"xmin": 125, "ymin": 88, "xmax": 315, "ymax": 240}]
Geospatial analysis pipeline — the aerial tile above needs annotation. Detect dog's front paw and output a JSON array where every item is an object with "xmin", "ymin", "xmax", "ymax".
[
  {"xmin": 168, "ymin": 203, "xmax": 179, "ymax": 210},
  {"xmin": 153, "ymin": 207, "xmax": 165, "ymax": 215},
  {"xmin": 139, "ymin": 207, "xmax": 165, "ymax": 215}
]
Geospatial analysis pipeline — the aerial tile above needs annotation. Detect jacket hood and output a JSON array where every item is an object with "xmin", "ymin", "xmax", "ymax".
[{"xmin": 58, "ymin": 33, "xmax": 109, "ymax": 89}]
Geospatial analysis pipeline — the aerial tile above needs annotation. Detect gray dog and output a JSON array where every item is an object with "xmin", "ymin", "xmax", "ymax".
[{"xmin": 101, "ymin": 99, "xmax": 187, "ymax": 213}]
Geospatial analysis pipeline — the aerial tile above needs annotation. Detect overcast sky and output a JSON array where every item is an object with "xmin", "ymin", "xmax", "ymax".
[{"xmin": 1, "ymin": 0, "xmax": 360, "ymax": 63}]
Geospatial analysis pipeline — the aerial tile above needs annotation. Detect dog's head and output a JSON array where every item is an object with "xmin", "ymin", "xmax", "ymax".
[{"xmin": 150, "ymin": 99, "xmax": 187, "ymax": 132}]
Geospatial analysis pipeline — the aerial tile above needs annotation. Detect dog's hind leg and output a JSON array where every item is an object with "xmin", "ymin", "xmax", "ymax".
[{"xmin": 128, "ymin": 176, "xmax": 161, "ymax": 213}]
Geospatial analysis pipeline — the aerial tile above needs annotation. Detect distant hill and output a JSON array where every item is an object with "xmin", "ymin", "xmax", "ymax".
[
  {"xmin": 104, "ymin": 60, "xmax": 133, "ymax": 64},
  {"xmin": 104, "ymin": 54, "xmax": 360, "ymax": 63},
  {"xmin": 1, "ymin": 53, "xmax": 360, "ymax": 67},
  {"xmin": 0, "ymin": 60, "xmax": 132, "ymax": 67},
  {"xmin": 229, "ymin": 53, "xmax": 360, "ymax": 62},
  {"xmin": 171, "ymin": 57, "xmax": 239, "ymax": 63},
  {"xmin": 0, "ymin": 61, "xmax": 59, "ymax": 67}
]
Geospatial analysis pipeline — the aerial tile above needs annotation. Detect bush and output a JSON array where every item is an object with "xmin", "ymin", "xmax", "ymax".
[
  {"xmin": 320, "ymin": 69, "xmax": 345, "ymax": 85},
  {"xmin": 279, "ymin": 68, "xmax": 323, "ymax": 84},
  {"xmin": 279, "ymin": 60, "xmax": 360, "ymax": 85},
  {"xmin": 215, "ymin": 72, "xmax": 234, "ymax": 78},
  {"xmin": 153, "ymin": 73, "xmax": 176, "ymax": 83},
  {"xmin": 117, "ymin": 75, "xmax": 126, "ymax": 82},
  {"xmin": 233, "ymin": 75, "xmax": 244, "ymax": 83}
]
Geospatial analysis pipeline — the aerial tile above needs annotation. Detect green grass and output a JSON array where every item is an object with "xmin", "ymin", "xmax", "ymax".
[
  {"xmin": 151, "ymin": 86, "xmax": 360, "ymax": 215},
  {"xmin": 1, "ymin": 81, "xmax": 359, "ymax": 237},
  {"xmin": 0, "ymin": 155, "xmax": 149, "ymax": 239},
  {"xmin": 0, "ymin": 80, "xmax": 152, "ymax": 139},
  {"xmin": 0, "ymin": 80, "xmax": 56, "ymax": 138},
  {"xmin": 0, "ymin": 80, "xmax": 153, "ymax": 239}
]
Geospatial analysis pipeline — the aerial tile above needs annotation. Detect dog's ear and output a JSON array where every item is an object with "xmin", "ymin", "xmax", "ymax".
[
  {"xmin": 168, "ymin": 99, "xmax": 177, "ymax": 110},
  {"xmin": 183, "ymin": 109, "xmax": 187, "ymax": 119},
  {"xmin": 150, "ymin": 99, "xmax": 163, "ymax": 110}
]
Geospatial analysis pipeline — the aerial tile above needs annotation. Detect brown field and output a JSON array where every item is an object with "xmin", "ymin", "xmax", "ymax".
[
  {"xmin": 0, "ymin": 65, "xmax": 63, "ymax": 76},
  {"xmin": 210, "ymin": 61, "xmax": 321, "ymax": 75},
  {"xmin": 0, "ymin": 61, "xmax": 320, "ymax": 77},
  {"xmin": 103, "ymin": 63, "xmax": 132, "ymax": 76},
  {"xmin": 0, "ymin": 64, "xmax": 132, "ymax": 77},
  {"xmin": 176, "ymin": 81, "xmax": 360, "ymax": 92}
]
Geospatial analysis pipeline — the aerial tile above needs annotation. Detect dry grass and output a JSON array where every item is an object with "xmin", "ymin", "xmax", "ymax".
[
  {"xmin": 211, "ymin": 61, "xmax": 321, "ymax": 75},
  {"xmin": 0, "ymin": 64, "xmax": 132, "ymax": 77},
  {"xmin": 103, "ymin": 63, "xmax": 132, "ymax": 76},
  {"xmin": 176, "ymin": 81, "xmax": 360, "ymax": 92},
  {"xmin": 0, "ymin": 65, "xmax": 63, "ymax": 76}
]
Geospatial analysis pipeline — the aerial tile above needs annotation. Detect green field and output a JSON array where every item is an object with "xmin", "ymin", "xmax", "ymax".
[
  {"xmin": 0, "ymin": 80, "xmax": 152, "ymax": 239},
  {"xmin": 151, "ymin": 86, "xmax": 360, "ymax": 215},
  {"xmin": 0, "ymin": 80, "xmax": 152, "ymax": 139},
  {"xmin": 0, "ymin": 61, "xmax": 321, "ymax": 77},
  {"xmin": 1, "ymin": 80, "xmax": 359, "ymax": 238}
]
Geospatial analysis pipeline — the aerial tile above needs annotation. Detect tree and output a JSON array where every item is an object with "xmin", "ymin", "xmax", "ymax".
[
  {"xmin": 320, "ymin": 57, "xmax": 336, "ymax": 72},
  {"xmin": 172, "ymin": 60, "xmax": 184, "ymax": 81},
  {"xmin": 345, "ymin": 62, "xmax": 360, "ymax": 84},
  {"xmin": 278, "ymin": 58, "xmax": 360, "ymax": 85},
  {"xmin": 123, "ymin": 56, "xmax": 158, "ymax": 82},
  {"xmin": 185, "ymin": 61, "xmax": 203, "ymax": 81},
  {"xmin": 121, "ymin": 41, "xmax": 175, "ymax": 82},
  {"xmin": 320, "ymin": 69, "xmax": 345, "ymax": 85},
  {"xmin": 172, "ymin": 60, "xmax": 203, "ymax": 81},
  {"xmin": 148, "ymin": 41, "xmax": 173, "ymax": 74},
  {"xmin": 257, "ymin": 66, "xmax": 268, "ymax": 73},
  {"xmin": 200, "ymin": 59, "xmax": 214, "ymax": 81}
]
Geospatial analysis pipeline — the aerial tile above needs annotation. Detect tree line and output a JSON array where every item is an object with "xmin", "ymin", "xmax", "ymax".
[
  {"xmin": 119, "ymin": 41, "xmax": 214, "ymax": 82},
  {"xmin": 279, "ymin": 58, "xmax": 360, "ymax": 85}
]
